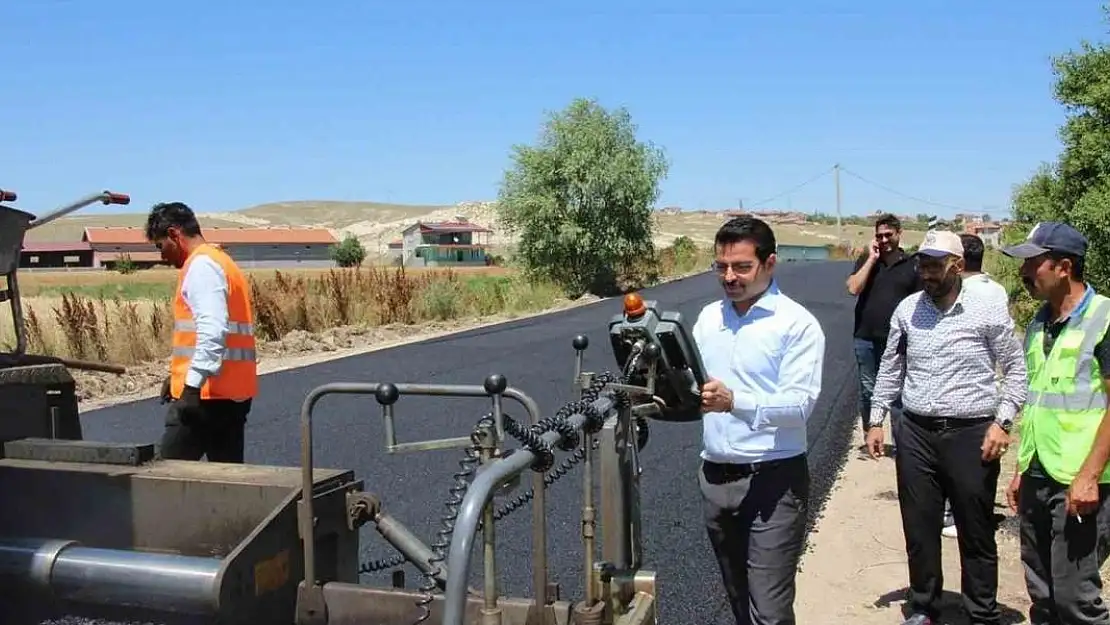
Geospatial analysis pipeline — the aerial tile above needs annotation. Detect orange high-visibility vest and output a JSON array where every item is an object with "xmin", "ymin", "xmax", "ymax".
[{"xmin": 169, "ymin": 244, "xmax": 258, "ymax": 401}]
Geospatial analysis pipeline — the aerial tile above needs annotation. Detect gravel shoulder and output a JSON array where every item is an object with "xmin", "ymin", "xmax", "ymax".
[{"xmin": 796, "ymin": 423, "xmax": 1032, "ymax": 624}]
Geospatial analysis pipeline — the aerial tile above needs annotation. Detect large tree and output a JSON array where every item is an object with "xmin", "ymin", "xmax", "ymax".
[
  {"xmin": 496, "ymin": 97, "xmax": 669, "ymax": 297},
  {"xmin": 1008, "ymin": 5, "xmax": 1110, "ymax": 295}
]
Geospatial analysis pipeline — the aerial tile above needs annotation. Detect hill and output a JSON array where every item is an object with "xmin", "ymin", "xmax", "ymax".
[{"xmin": 19, "ymin": 199, "xmax": 925, "ymax": 254}]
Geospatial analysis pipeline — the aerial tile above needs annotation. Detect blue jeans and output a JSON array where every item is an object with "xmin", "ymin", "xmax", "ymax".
[{"xmin": 853, "ymin": 337, "xmax": 901, "ymax": 446}]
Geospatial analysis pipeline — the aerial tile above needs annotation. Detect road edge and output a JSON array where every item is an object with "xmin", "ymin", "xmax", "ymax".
[{"xmin": 80, "ymin": 271, "xmax": 709, "ymax": 412}]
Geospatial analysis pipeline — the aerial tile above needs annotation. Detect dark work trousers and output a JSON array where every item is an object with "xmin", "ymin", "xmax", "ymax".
[
  {"xmin": 1019, "ymin": 472, "xmax": 1110, "ymax": 625},
  {"xmin": 160, "ymin": 398, "xmax": 251, "ymax": 463},
  {"xmin": 896, "ymin": 411, "xmax": 1001, "ymax": 624},
  {"xmin": 699, "ymin": 454, "xmax": 809, "ymax": 625}
]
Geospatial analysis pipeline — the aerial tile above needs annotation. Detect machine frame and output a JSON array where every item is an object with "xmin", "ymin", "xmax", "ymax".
[{"xmin": 0, "ymin": 190, "xmax": 708, "ymax": 625}]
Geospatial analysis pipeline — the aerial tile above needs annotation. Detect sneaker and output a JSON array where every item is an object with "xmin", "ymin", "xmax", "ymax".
[{"xmin": 942, "ymin": 524, "xmax": 958, "ymax": 538}]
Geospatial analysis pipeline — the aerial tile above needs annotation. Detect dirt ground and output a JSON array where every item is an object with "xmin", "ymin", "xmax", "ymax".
[{"xmin": 796, "ymin": 424, "xmax": 1033, "ymax": 625}]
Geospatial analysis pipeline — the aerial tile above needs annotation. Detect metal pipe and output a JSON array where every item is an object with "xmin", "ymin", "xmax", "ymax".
[
  {"xmin": 298, "ymin": 382, "xmax": 543, "ymax": 590},
  {"xmin": 480, "ymin": 443, "xmax": 500, "ymax": 617},
  {"xmin": 507, "ymin": 385, "xmax": 550, "ymax": 614},
  {"xmin": 27, "ymin": 191, "xmax": 131, "ymax": 230},
  {"xmin": 441, "ymin": 394, "xmax": 616, "ymax": 625},
  {"xmin": 582, "ymin": 430, "xmax": 597, "ymax": 605},
  {"xmin": 8, "ymin": 270, "xmax": 25, "ymax": 355},
  {"xmin": 373, "ymin": 512, "xmax": 448, "ymax": 585},
  {"xmin": 0, "ymin": 538, "xmax": 220, "ymax": 615}
]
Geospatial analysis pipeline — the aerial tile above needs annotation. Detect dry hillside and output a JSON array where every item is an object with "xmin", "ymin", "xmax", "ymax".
[{"xmin": 21, "ymin": 199, "xmax": 925, "ymax": 253}]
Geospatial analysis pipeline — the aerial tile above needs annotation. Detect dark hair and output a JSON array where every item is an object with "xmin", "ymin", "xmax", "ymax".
[
  {"xmin": 714, "ymin": 216, "xmax": 776, "ymax": 263},
  {"xmin": 874, "ymin": 213, "xmax": 901, "ymax": 231},
  {"xmin": 1048, "ymin": 251, "xmax": 1085, "ymax": 281},
  {"xmin": 959, "ymin": 234, "xmax": 985, "ymax": 272},
  {"xmin": 145, "ymin": 202, "xmax": 202, "ymax": 241}
]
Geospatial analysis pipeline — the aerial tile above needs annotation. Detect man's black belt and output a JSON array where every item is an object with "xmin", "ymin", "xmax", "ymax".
[
  {"xmin": 702, "ymin": 454, "xmax": 805, "ymax": 479},
  {"xmin": 903, "ymin": 409, "xmax": 993, "ymax": 431}
]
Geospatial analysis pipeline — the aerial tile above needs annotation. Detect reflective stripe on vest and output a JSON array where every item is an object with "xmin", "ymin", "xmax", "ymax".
[
  {"xmin": 1018, "ymin": 293, "xmax": 1110, "ymax": 484},
  {"xmin": 169, "ymin": 244, "xmax": 258, "ymax": 402}
]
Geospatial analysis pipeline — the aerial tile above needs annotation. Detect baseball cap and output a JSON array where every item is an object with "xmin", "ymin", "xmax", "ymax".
[
  {"xmin": 1001, "ymin": 221, "xmax": 1087, "ymax": 259},
  {"xmin": 917, "ymin": 230, "xmax": 964, "ymax": 258}
]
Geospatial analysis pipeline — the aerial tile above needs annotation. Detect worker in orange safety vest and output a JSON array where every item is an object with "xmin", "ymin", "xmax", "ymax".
[{"xmin": 145, "ymin": 201, "xmax": 258, "ymax": 463}]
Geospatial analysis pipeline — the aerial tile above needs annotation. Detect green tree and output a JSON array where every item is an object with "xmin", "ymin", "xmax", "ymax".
[
  {"xmin": 1005, "ymin": 4, "xmax": 1110, "ymax": 322},
  {"xmin": 495, "ymin": 97, "xmax": 669, "ymax": 297},
  {"xmin": 331, "ymin": 234, "xmax": 366, "ymax": 268}
]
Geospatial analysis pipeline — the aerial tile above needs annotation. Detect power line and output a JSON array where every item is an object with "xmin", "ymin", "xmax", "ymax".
[
  {"xmin": 747, "ymin": 166, "xmax": 835, "ymax": 207},
  {"xmin": 837, "ymin": 166, "xmax": 977, "ymax": 213}
]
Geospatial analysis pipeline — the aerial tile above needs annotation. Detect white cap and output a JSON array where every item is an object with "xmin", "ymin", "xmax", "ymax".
[{"xmin": 918, "ymin": 230, "xmax": 963, "ymax": 258}]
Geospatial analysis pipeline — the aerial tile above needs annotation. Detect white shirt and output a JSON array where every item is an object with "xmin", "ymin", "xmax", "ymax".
[
  {"xmin": 962, "ymin": 272, "xmax": 1010, "ymax": 311},
  {"xmin": 692, "ymin": 281, "xmax": 826, "ymax": 464},
  {"xmin": 179, "ymin": 254, "xmax": 231, "ymax": 389}
]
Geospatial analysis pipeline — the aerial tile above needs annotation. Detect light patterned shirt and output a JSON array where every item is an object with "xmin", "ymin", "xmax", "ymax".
[{"xmin": 868, "ymin": 279, "xmax": 1027, "ymax": 427}]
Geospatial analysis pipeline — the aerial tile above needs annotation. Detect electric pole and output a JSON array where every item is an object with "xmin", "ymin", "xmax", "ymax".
[{"xmin": 834, "ymin": 163, "xmax": 843, "ymax": 244}]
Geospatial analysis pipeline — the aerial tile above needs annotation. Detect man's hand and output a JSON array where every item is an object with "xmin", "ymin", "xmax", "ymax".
[
  {"xmin": 1006, "ymin": 472, "xmax": 1021, "ymax": 513},
  {"xmin": 864, "ymin": 426, "xmax": 885, "ymax": 459},
  {"xmin": 159, "ymin": 377, "xmax": 172, "ymax": 404},
  {"xmin": 177, "ymin": 385, "xmax": 203, "ymax": 424},
  {"xmin": 1067, "ymin": 473, "xmax": 1100, "ymax": 517},
  {"xmin": 980, "ymin": 423, "xmax": 1010, "ymax": 462},
  {"xmin": 869, "ymin": 238, "xmax": 881, "ymax": 260},
  {"xmin": 700, "ymin": 377, "xmax": 734, "ymax": 414}
]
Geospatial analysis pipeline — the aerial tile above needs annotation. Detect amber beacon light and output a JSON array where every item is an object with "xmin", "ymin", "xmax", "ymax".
[{"xmin": 623, "ymin": 292, "xmax": 646, "ymax": 319}]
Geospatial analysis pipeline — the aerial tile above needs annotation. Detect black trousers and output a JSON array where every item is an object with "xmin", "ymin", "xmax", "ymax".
[
  {"xmin": 160, "ymin": 398, "xmax": 251, "ymax": 463},
  {"xmin": 699, "ymin": 454, "xmax": 809, "ymax": 625},
  {"xmin": 896, "ymin": 411, "xmax": 1000, "ymax": 624},
  {"xmin": 1019, "ymin": 472, "xmax": 1110, "ymax": 625}
]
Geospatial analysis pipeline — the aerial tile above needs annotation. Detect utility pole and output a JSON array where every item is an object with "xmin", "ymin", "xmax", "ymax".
[{"xmin": 834, "ymin": 163, "xmax": 843, "ymax": 244}]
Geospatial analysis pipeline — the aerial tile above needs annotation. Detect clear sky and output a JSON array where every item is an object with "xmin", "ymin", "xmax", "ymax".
[{"xmin": 3, "ymin": 0, "xmax": 1105, "ymax": 219}]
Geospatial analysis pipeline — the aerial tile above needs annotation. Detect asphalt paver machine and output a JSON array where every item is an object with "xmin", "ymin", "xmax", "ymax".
[
  {"xmin": 0, "ymin": 188, "xmax": 131, "ymax": 444},
  {"xmin": 0, "ymin": 189, "xmax": 710, "ymax": 625}
]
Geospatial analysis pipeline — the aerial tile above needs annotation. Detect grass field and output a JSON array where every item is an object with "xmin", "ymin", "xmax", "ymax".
[
  {"xmin": 0, "ymin": 244, "xmax": 711, "ymax": 365},
  {"xmin": 14, "ymin": 265, "xmax": 514, "ymax": 300}
]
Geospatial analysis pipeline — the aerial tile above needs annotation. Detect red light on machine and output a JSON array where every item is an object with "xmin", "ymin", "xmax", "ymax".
[{"xmin": 623, "ymin": 292, "xmax": 646, "ymax": 319}]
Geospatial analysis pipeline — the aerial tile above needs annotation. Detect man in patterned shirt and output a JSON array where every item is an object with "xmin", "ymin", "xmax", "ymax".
[{"xmin": 865, "ymin": 229, "xmax": 1028, "ymax": 625}]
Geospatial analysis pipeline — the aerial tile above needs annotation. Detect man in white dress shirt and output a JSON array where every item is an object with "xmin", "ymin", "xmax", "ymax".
[{"xmin": 693, "ymin": 215, "xmax": 826, "ymax": 625}]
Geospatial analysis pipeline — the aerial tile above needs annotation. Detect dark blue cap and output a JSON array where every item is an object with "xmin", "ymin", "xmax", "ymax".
[{"xmin": 1001, "ymin": 221, "xmax": 1087, "ymax": 259}]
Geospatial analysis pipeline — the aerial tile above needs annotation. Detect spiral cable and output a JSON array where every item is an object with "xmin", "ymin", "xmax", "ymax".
[
  {"xmin": 406, "ymin": 365, "xmax": 652, "ymax": 625},
  {"xmin": 411, "ymin": 415, "xmax": 487, "ymax": 623}
]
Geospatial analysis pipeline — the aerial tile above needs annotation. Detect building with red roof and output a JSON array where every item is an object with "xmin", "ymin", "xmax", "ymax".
[
  {"xmin": 79, "ymin": 226, "xmax": 340, "ymax": 270},
  {"xmin": 400, "ymin": 218, "xmax": 493, "ymax": 267}
]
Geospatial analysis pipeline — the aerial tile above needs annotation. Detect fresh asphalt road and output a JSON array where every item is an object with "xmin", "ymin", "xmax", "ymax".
[{"xmin": 80, "ymin": 261, "xmax": 861, "ymax": 625}]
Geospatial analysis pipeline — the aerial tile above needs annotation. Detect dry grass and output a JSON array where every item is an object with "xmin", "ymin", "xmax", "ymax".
[
  {"xmin": 0, "ymin": 266, "xmax": 564, "ymax": 366},
  {"xmin": 653, "ymin": 213, "xmax": 929, "ymax": 250}
]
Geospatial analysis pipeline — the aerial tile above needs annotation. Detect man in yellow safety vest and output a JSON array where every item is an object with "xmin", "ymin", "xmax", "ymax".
[
  {"xmin": 146, "ymin": 201, "xmax": 258, "ymax": 463},
  {"xmin": 1002, "ymin": 222, "xmax": 1110, "ymax": 625}
]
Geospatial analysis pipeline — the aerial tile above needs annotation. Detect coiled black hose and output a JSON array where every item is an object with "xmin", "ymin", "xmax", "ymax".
[{"xmin": 407, "ymin": 368, "xmax": 649, "ymax": 625}]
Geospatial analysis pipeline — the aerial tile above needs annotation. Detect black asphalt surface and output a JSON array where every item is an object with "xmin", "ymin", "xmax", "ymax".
[{"xmin": 74, "ymin": 261, "xmax": 861, "ymax": 625}]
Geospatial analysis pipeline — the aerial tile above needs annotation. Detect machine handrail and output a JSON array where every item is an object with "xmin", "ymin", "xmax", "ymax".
[
  {"xmin": 27, "ymin": 190, "xmax": 130, "ymax": 230},
  {"xmin": 297, "ymin": 381, "xmax": 543, "ymax": 591},
  {"xmin": 440, "ymin": 393, "xmax": 616, "ymax": 625}
]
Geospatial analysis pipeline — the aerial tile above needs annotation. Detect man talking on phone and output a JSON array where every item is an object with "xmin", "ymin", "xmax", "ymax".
[{"xmin": 846, "ymin": 214, "xmax": 923, "ymax": 442}]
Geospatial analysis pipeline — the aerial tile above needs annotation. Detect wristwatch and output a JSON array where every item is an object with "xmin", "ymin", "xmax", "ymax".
[{"xmin": 995, "ymin": 417, "xmax": 1013, "ymax": 433}]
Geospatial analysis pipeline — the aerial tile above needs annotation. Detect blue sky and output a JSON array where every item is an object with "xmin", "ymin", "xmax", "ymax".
[{"xmin": 3, "ymin": 0, "xmax": 1105, "ymax": 219}]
